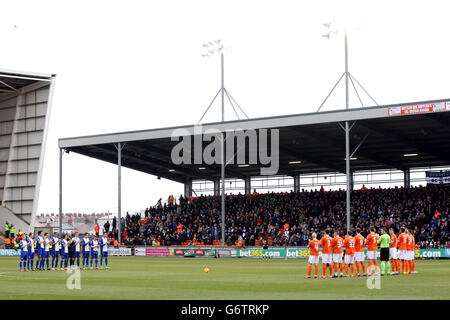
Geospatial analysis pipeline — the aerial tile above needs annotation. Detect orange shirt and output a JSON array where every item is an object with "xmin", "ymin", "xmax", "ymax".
[
  {"xmin": 354, "ymin": 234, "xmax": 365, "ymax": 252},
  {"xmin": 331, "ymin": 236, "xmax": 344, "ymax": 254},
  {"xmin": 366, "ymin": 232, "xmax": 379, "ymax": 251},
  {"xmin": 308, "ymin": 239, "xmax": 320, "ymax": 256},
  {"xmin": 389, "ymin": 234, "xmax": 398, "ymax": 248},
  {"xmin": 344, "ymin": 236, "xmax": 356, "ymax": 255},
  {"xmin": 320, "ymin": 235, "xmax": 333, "ymax": 254},
  {"xmin": 398, "ymin": 233, "xmax": 408, "ymax": 251},
  {"xmin": 407, "ymin": 234, "xmax": 415, "ymax": 251}
]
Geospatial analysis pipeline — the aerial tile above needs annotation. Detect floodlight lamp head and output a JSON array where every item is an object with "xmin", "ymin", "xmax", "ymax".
[{"xmin": 201, "ymin": 39, "xmax": 228, "ymax": 57}]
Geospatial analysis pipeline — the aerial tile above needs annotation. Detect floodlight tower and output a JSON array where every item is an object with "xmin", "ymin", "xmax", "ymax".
[
  {"xmin": 322, "ymin": 23, "xmax": 351, "ymax": 232},
  {"xmin": 202, "ymin": 40, "xmax": 227, "ymax": 247}
]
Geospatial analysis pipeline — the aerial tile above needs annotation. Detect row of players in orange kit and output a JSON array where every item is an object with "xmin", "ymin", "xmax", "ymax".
[{"xmin": 305, "ymin": 226, "xmax": 416, "ymax": 279}]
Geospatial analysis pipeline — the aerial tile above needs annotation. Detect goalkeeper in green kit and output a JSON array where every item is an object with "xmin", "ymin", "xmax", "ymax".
[{"xmin": 377, "ymin": 228, "xmax": 391, "ymax": 276}]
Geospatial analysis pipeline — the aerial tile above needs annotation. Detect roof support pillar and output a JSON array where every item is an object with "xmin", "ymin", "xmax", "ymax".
[
  {"xmin": 404, "ymin": 168, "xmax": 411, "ymax": 188},
  {"xmin": 184, "ymin": 179, "xmax": 193, "ymax": 197},
  {"xmin": 293, "ymin": 173, "xmax": 300, "ymax": 192},
  {"xmin": 59, "ymin": 148, "xmax": 64, "ymax": 235},
  {"xmin": 116, "ymin": 142, "xmax": 124, "ymax": 245},
  {"xmin": 244, "ymin": 177, "xmax": 251, "ymax": 195},
  {"xmin": 349, "ymin": 170, "xmax": 354, "ymax": 191},
  {"xmin": 213, "ymin": 179, "xmax": 220, "ymax": 196}
]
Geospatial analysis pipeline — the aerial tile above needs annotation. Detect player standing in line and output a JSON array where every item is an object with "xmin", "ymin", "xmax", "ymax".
[
  {"xmin": 73, "ymin": 232, "xmax": 81, "ymax": 268},
  {"xmin": 397, "ymin": 227, "xmax": 409, "ymax": 274},
  {"xmin": 51, "ymin": 232, "xmax": 60, "ymax": 271},
  {"xmin": 331, "ymin": 230, "xmax": 344, "ymax": 278},
  {"xmin": 377, "ymin": 228, "xmax": 391, "ymax": 276},
  {"xmin": 100, "ymin": 233, "xmax": 110, "ymax": 269},
  {"xmin": 407, "ymin": 229, "xmax": 416, "ymax": 274},
  {"xmin": 90, "ymin": 236, "xmax": 100, "ymax": 269},
  {"xmin": 354, "ymin": 228, "xmax": 366, "ymax": 277},
  {"xmin": 389, "ymin": 228, "xmax": 399, "ymax": 275},
  {"xmin": 343, "ymin": 231, "xmax": 356, "ymax": 277},
  {"xmin": 36, "ymin": 231, "xmax": 44, "ymax": 270},
  {"xmin": 319, "ymin": 229, "xmax": 333, "ymax": 279},
  {"xmin": 43, "ymin": 233, "xmax": 50, "ymax": 270},
  {"xmin": 81, "ymin": 233, "xmax": 90, "ymax": 269},
  {"xmin": 305, "ymin": 233, "xmax": 320, "ymax": 279},
  {"xmin": 60, "ymin": 234, "xmax": 69, "ymax": 270},
  {"xmin": 19, "ymin": 234, "xmax": 29, "ymax": 272},
  {"xmin": 67, "ymin": 232, "xmax": 76, "ymax": 269},
  {"xmin": 27, "ymin": 233, "xmax": 35, "ymax": 271},
  {"xmin": 366, "ymin": 226, "xmax": 379, "ymax": 276}
]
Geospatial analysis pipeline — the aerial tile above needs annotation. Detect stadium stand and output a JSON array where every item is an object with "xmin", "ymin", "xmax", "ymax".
[{"xmin": 115, "ymin": 185, "xmax": 448, "ymax": 248}]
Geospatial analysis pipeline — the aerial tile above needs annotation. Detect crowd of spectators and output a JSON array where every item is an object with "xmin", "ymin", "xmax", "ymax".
[{"xmin": 114, "ymin": 185, "xmax": 448, "ymax": 248}]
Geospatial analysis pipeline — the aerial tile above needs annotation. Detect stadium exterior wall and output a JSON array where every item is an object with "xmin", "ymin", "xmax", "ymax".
[{"xmin": 0, "ymin": 71, "xmax": 55, "ymax": 233}]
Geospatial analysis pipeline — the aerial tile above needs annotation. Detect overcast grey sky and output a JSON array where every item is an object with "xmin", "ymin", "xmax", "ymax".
[{"xmin": 2, "ymin": 0, "xmax": 449, "ymax": 214}]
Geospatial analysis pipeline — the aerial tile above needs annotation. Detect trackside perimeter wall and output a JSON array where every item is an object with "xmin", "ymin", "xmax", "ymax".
[
  {"xmin": 1, "ymin": 246, "xmax": 447, "ymax": 258},
  {"xmin": 132, "ymin": 247, "xmax": 450, "ymax": 259}
]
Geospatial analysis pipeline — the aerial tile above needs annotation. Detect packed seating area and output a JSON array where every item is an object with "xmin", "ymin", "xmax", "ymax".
[{"xmin": 114, "ymin": 185, "xmax": 448, "ymax": 248}]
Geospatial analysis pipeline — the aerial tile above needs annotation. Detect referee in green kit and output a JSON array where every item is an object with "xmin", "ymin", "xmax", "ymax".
[{"xmin": 377, "ymin": 228, "xmax": 391, "ymax": 276}]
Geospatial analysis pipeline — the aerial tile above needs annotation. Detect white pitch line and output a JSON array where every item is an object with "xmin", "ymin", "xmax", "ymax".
[{"xmin": 0, "ymin": 272, "xmax": 49, "ymax": 280}]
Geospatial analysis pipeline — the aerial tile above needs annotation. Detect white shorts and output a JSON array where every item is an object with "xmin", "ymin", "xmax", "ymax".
[
  {"xmin": 344, "ymin": 254, "xmax": 355, "ymax": 264},
  {"xmin": 332, "ymin": 253, "xmax": 343, "ymax": 263},
  {"xmin": 389, "ymin": 248, "xmax": 398, "ymax": 260},
  {"xmin": 407, "ymin": 251, "xmax": 414, "ymax": 261},
  {"xmin": 321, "ymin": 253, "xmax": 332, "ymax": 264},
  {"xmin": 308, "ymin": 255, "xmax": 319, "ymax": 265},
  {"xmin": 355, "ymin": 251, "xmax": 365, "ymax": 262},
  {"xmin": 398, "ymin": 250, "xmax": 407, "ymax": 260},
  {"xmin": 367, "ymin": 250, "xmax": 377, "ymax": 260}
]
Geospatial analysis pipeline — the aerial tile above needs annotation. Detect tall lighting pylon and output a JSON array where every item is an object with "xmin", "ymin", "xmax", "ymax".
[
  {"xmin": 320, "ymin": 21, "xmax": 378, "ymax": 233},
  {"xmin": 202, "ymin": 40, "xmax": 227, "ymax": 247}
]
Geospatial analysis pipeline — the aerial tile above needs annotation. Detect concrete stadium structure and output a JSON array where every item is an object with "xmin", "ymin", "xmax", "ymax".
[{"xmin": 0, "ymin": 69, "xmax": 56, "ymax": 233}]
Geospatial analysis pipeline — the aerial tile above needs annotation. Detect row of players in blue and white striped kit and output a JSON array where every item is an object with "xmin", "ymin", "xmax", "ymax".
[{"xmin": 18, "ymin": 231, "xmax": 111, "ymax": 271}]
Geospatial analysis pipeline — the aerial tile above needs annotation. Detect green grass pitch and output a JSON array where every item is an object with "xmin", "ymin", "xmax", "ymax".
[{"xmin": 0, "ymin": 257, "xmax": 449, "ymax": 299}]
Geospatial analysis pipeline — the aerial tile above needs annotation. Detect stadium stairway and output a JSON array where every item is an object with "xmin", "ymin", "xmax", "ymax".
[{"xmin": 0, "ymin": 206, "xmax": 30, "ymax": 234}]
